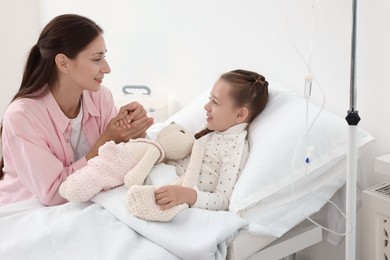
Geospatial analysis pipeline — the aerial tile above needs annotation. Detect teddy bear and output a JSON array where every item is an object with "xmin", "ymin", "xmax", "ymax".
[
  {"xmin": 59, "ymin": 122, "xmax": 195, "ymax": 203},
  {"xmin": 127, "ymin": 139, "xmax": 205, "ymax": 222}
]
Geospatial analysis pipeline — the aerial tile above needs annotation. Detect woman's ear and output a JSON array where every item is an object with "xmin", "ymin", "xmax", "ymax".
[
  {"xmin": 236, "ymin": 107, "xmax": 249, "ymax": 123},
  {"xmin": 55, "ymin": 53, "xmax": 69, "ymax": 73}
]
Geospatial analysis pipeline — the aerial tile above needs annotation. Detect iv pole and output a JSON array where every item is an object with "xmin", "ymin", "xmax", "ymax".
[{"xmin": 345, "ymin": 0, "xmax": 360, "ymax": 259}]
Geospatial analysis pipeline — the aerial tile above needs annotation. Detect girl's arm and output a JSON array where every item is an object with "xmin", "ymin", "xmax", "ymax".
[
  {"xmin": 155, "ymin": 138, "xmax": 249, "ymax": 211},
  {"xmin": 192, "ymin": 138, "xmax": 249, "ymax": 211}
]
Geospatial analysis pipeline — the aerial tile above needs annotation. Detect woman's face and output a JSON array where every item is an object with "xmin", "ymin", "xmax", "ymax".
[
  {"xmin": 66, "ymin": 34, "xmax": 111, "ymax": 92},
  {"xmin": 204, "ymin": 79, "xmax": 242, "ymax": 132}
]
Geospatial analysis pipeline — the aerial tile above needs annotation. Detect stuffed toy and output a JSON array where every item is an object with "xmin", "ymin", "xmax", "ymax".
[
  {"xmin": 127, "ymin": 139, "xmax": 205, "ymax": 222},
  {"xmin": 59, "ymin": 122, "xmax": 195, "ymax": 203}
]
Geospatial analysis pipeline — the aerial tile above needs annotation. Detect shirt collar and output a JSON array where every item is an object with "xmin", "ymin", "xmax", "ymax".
[
  {"xmin": 42, "ymin": 86, "xmax": 69, "ymax": 133},
  {"xmin": 42, "ymin": 87, "xmax": 101, "ymax": 134},
  {"xmin": 216, "ymin": 123, "xmax": 248, "ymax": 135},
  {"xmin": 81, "ymin": 90, "xmax": 100, "ymax": 117}
]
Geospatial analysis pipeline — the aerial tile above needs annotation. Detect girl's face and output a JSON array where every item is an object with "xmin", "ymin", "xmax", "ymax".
[
  {"xmin": 66, "ymin": 34, "xmax": 111, "ymax": 92},
  {"xmin": 204, "ymin": 79, "xmax": 244, "ymax": 132}
]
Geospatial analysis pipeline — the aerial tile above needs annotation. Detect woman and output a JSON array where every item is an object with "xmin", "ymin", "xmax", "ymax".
[{"xmin": 0, "ymin": 14, "xmax": 153, "ymax": 206}]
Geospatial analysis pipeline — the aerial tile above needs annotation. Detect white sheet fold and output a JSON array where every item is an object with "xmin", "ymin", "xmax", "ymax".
[
  {"xmin": 0, "ymin": 200, "xmax": 179, "ymax": 260},
  {"xmin": 0, "ymin": 185, "xmax": 248, "ymax": 260},
  {"xmin": 92, "ymin": 185, "xmax": 249, "ymax": 260}
]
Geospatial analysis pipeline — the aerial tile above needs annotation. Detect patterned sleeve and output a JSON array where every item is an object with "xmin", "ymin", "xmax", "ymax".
[{"xmin": 193, "ymin": 134, "xmax": 248, "ymax": 210}]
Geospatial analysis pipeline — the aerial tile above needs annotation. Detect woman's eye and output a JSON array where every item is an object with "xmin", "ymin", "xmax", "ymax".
[{"xmin": 92, "ymin": 55, "xmax": 106, "ymax": 62}]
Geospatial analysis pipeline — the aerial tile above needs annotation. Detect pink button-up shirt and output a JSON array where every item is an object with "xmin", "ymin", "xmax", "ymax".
[{"xmin": 0, "ymin": 86, "xmax": 117, "ymax": 206}]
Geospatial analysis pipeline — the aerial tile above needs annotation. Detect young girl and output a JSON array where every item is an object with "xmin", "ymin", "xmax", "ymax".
[
  {"xmin": 0, "ymin": 14, "xmax": 153, "ymax": 207},
  {"xmin": 154, "ymin": 69, "xmax": 268, "ymax": 211}
]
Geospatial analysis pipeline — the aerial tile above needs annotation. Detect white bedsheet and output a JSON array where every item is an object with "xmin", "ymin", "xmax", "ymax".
[
  {"xmin": 0, "ymin": 199, "xmax": 177, "ymax": 260},
  {"xmin": 91, "ymin": 185, "xmax": 249, "ymax": 259},
  {"xmin": 0, "ymin": 185, "xmax": 248, "ymax": 260}
]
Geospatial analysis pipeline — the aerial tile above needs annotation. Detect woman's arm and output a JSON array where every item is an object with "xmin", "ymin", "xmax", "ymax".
[
  {"xmin": 4, "ymin": 133, "xmax": 85, "ymax": 206},
  {"xmin": 85, "ymin": 109, "xmax": 153, "ymax": 160},
  {"xmin": 86, "ymin": 89, "xmax": 154, "ymax": 160}
]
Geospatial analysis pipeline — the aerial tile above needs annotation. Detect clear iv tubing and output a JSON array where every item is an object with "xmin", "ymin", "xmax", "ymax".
[{"xmin": 287, "ymin": 0, "xmax": 351, "ymax": 237}]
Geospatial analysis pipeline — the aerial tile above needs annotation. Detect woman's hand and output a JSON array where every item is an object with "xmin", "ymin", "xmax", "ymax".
[
  {"xmin": 120, "ymin": 114, "xmax": 154, "ymax": 141},
  {"xmin": 114, "ymin": 101, "xmax": 154, "ymax": 140},
  {"xmin": 105, "ymin": 114, "xmax": 149, "ymax": 141},
  {"xmin": 154, "ymin": 185, "xmax": 197, "ymax": 210},
  {"xmin": 116, "ymin": 101, "xmax": 148, "ymax": 129},
  {"xmin": 86, "ymin": 102, "xmax": 153, "ymax": 160}
]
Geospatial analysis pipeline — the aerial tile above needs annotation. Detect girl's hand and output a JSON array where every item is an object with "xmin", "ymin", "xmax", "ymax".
[{"xmin": 154, "ymin": 185, "xmax": 197, "ymax": 210}]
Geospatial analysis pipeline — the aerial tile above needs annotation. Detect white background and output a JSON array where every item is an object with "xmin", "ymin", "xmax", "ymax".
[{"xmin": 1, "ymin": 1, "xmax": 389, "ymax": 259}]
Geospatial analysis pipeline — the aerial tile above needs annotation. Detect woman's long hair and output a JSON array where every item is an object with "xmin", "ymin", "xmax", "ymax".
[{"xmin": 0, "ymin": 14, "xmax": 103, "ymax": 180}]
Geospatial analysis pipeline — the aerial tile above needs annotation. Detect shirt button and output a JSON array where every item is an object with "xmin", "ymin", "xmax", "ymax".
[{"xmin": 66, "ymin": 139, "xmax": 70, "ymax": 143}]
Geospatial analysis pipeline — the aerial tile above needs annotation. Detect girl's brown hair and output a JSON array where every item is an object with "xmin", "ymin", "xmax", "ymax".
[
  {"xmin": 195, "ymin": 69, "xmax": 269, "ymax": 139},
  {"xmin": 0, "ymin": 14, "xmax": 103, "ymax": 180}
]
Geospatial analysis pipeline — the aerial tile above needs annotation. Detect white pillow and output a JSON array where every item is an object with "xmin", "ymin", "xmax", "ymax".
[
  {"xmin": 152, "ymin": 81, "xmax": 374, "ymax": 214},
  {"xmin": 146, "ymin": 90, "xmax": 208, "ymax": 141},
  {"xmin": 229, "ymin": 82, "xmax": 374, "ymax": 212}
]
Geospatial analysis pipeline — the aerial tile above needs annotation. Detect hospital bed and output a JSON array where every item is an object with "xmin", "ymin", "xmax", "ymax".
[{"xmin": 0, "ymin": 81, "xmax": 374, "ymax": 259}]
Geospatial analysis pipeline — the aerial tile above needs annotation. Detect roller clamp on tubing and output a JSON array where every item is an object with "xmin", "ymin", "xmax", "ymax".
[
  {"xmin": 122, "ymin": 85, "xmax": 151, "ymax": 95},
  {"xmin": 345, "ymin": 110, "xmax": 360, "ymax": 126}
]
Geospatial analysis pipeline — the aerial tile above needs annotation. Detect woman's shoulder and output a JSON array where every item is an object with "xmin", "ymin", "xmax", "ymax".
[
  {"xmin": 2, "ymin": 96, "xmax": 54, "ymax": 135},
  {"xmin": 4, "ymin": 96, "xmax": 45, "ymax": 118}
]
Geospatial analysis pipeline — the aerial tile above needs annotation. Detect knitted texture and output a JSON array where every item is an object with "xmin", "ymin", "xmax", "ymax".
[
  {"xmin": 59, "ymin": 123, "xmax": 194, "ymax": 204},
  {"xmin": 123, "ymin": 142, "xmax": 164, "ymax": 187},
  {"xmin": 156, "ymin": 123, "xmax": 194, "ymax": 160},
  {"xmin": 127, "ymin": 140, "xmax": 205, "ymax": 222},
  {"xmin": 127, "ymin": 185, "xmax": 188, "ymax": 222},
  {"xmin": 179, "ymin": 140, "xmax": 205, "ymax": 187},
  {"xmin": 59, "ymin": 141, "xmax": 137, "ymax": 202},
  {"xmin": 124, "ymin": 123, "xmax": 194, "ymax": 188}
]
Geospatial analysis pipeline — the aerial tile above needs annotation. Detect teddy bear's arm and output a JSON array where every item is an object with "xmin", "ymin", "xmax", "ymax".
[
  {"xmin": 124, "ymin": 145, "xmax": 162, "ymax": 187},
  {"xmin": 180, "ymin": 140, "xmax": 206, "ymax": 187}
]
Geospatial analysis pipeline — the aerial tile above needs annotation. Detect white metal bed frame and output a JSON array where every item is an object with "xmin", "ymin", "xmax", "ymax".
[{"xmin": 228, "ymin": 220, "xmax": 322, "ymax": 260}]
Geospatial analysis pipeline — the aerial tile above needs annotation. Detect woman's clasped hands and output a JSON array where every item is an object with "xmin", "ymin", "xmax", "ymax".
[
  {"xmin": 112, "ymin": 101, "xmax": 154, "ymax": 142},
  {"xmin": 87, "ymin": 101, "xmax": 153, "ymax": 160}
]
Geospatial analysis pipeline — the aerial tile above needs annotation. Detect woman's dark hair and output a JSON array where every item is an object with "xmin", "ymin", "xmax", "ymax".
[
  {"xmin": 0, "ymin": 14, "xmax": 103, "ymax": 180},
  {"xmin": 195, "ymin": 69, "xmax": 268, "ymax": 139}
]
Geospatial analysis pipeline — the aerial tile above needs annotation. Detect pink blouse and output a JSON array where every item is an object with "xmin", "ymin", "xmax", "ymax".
[{"xmin": 0, "ymin": 86, "xmax": 117, "ymax": 206}]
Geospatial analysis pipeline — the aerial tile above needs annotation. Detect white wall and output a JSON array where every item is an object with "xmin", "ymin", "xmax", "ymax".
[
  {"xmin": 2, "ymin": 1, "xmax": 390, "ymax": 259},
  {"xmin": 0, "ymin": 0, "xmax": 42, "ymax": 117}
]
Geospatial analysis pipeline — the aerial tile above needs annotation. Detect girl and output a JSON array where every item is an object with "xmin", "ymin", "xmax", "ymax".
[
  {"xmin": 155, "ymin": 69, "xmax": 268, "ymax": 211},
  {"xmin": 0, "ymin": 14, "xmax": 154, "ymax": 206}
]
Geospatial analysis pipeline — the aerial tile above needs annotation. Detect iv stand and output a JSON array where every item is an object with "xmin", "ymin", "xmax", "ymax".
[{"xmin": 345, "ymin": 0, "xmax": 360, "ymax": 259}]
